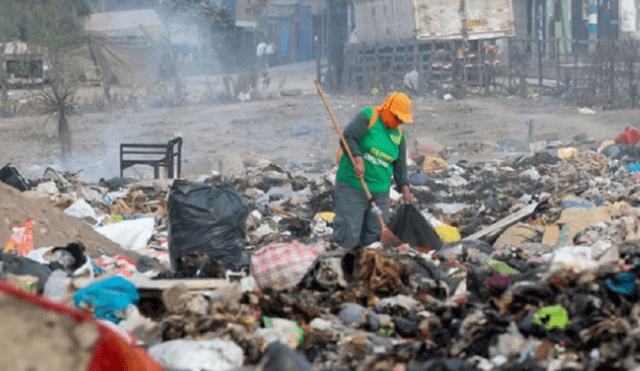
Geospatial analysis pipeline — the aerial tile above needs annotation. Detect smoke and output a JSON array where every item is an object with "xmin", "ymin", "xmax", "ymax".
[
  {"xmin": 47, "ymin": 112, "xmax": 177, "ymax": 183},
  {"xmin": 165, "ymin": 16, "xmax": 224, "ymax": 76}
]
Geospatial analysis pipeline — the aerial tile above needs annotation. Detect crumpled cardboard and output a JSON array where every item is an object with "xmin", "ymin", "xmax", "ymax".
[
  {"xmin": 493, "ymin": 222, "xmax": 539, "ymax": 249},
  {"xmin": 543, "ymin": 207, "xmax": 612, "ymax": 247}
]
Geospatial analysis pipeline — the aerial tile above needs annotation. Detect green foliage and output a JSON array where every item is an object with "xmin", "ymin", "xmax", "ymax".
[
  {"xmin": 158, "ymin": 0, "xmax": 235, "ymax": 29},
  {"xmin": 0, "ymin": 0, "xmax": 89, "ymax": 156},
  {"xmin": 198, "ymin": 2, "xmax": 235, "ymax": 30},
  {"xmin": 0, "ymin": 0, "xmax": 91, "ymax": 96},
  {"xmin": 36, "ymin": 77, "xmax": 78, "ymax": 158},
  {"xmin": 0, "ymin": 0, "xmax": 89, "ymax": 45}
]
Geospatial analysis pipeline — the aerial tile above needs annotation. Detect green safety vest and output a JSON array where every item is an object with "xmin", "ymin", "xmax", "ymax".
[{"xmin": 336, "ymin": 107, "xmax": 405, "ymax": 194}]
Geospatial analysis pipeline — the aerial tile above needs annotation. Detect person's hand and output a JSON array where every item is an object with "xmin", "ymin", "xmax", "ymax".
[
  {"xmin": 401, "ymin": 184, "xmax": 415, "ymax": 203},
  {"xmin": 353, "ymin": 156, "xmax": 365, "ymax": 178}
]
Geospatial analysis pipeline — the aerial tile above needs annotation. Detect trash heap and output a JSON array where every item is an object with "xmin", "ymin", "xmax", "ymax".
[{"xmin": 4, "ymin": 134, "xmax": 640, "ymax": 370}]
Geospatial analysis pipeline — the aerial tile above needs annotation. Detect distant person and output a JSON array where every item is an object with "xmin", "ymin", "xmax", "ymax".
[
  {"xmin": 266, "ymin": 43, "xmax": 275, "ymax": 68},
  {"xmin": 256, "ymin": 40, "xmax": 267, "ymax": 69}
]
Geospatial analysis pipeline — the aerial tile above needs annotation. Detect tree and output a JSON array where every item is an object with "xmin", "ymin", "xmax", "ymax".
[
  {"xmin": 0, "ymin": 0, "xmax": 90, "ymax": 160},
  {"xmin": 157, "ymin": 0, "xmax": 238, "ymax": 71}
]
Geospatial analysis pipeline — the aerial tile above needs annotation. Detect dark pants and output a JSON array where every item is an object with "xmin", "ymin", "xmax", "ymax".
[{"xmin": 333, "ymin": 179, "xmax": 390, "ymax": 249}]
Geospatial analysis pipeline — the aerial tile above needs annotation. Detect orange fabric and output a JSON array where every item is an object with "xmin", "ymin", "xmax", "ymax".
[
  {"xmin": 372, "ymin": 92, "xmax": 413, "ymax": 127},
  {"xmin": 3, "ymin": 219, "xmax": 34, "ymax": 256}
]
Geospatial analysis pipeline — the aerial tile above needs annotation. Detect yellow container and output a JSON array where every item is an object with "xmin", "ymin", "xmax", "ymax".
[
  {"xmin": 316, "ymin": 212, "xmax": 336, "ymax": 223},
  {"xmin": 557, "ymin": 147, "xmax": 577, "ymax": 159},
  {"xmin": 435, "ymin": 225, "xmax": 461, "ymax": 243}
]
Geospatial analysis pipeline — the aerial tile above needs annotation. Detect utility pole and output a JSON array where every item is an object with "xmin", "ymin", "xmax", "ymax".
[
  {"xmin": 316, "ymin": 35, "xmax": 321, "ymax": 83},
  {"xmin": 588, "ymin": 0, "xmax": 598, "ymax": 54}
]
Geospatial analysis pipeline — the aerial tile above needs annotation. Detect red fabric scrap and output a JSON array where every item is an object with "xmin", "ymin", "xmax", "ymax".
[{"xmin": 615, "ymin": 128, "xmax": 640, "ymax": 146}]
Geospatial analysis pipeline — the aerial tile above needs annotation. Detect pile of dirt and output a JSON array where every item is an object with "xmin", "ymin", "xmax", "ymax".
[
  {"xmin": 0, "ymin": 290, "xmax": 96, "ymax": 371},
  {"xmin": 0, "ymin": 181, "xmax": 133, "ymax": 257}
]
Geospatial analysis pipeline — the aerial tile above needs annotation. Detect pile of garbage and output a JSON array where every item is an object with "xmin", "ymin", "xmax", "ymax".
[{"xmin": 4, "ymin": 128, "xmax": 640, "ymax": 370}]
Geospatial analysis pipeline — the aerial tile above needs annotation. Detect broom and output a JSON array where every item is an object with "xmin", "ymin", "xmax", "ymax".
[{"xmin": 314, "ymin": 80, "xmax": 403, "ymax": 249}]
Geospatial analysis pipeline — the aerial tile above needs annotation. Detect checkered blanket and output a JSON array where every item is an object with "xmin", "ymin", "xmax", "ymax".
[{"xmin": 250, "ymin": 240, "xmax": 326, "ymax": 291}]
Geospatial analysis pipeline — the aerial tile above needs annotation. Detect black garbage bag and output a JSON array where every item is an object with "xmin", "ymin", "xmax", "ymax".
[
  {"xmin": 601, "ymin": 143, "xmax": 639, "ymax": 160},
  {"xmin": 388, "ymin": 204, "xmax": 442, "ymax": 251},
  {"xmin": 408, "ymin": 358, "xmax": 478, "ymax": 371},
  {"xmin": 46, "ymin": 242, "xmax": 88, "ymax": 272},
  {"xmin": 0, "ymin": 253, "xmax": 53, "ymax": 293},
  {"xmin": 168, "ymin": 180, "xmax": 249, "ymax": 271},
  {"xmin": 155, "ymin": 252, "xmax": 227, "ymax": 279},
  {"xmin": 259, "ymin": 341, "xmax": 313, "ymax": 371},
  {"xmin": 0, "ymin": 164, "xmax": 30, "ymax": 191}
]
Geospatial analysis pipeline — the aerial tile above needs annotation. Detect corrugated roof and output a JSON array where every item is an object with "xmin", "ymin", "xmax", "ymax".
[
  {"xmin": 82, "ymin": 9, "xmax": 165, "ymax": 39},
  {"xmin": 2, "ymin": 41, "xmax": 46, "ymax": 55}
]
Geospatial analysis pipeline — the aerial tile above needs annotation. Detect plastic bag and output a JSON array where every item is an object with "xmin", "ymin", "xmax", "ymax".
[
  {"xmin": 0, "ymin": 252, "xmax": 52, "ymax": 293},
  {"xmin": 73, "ymin": 276, "xmax": 140, "ymax": 324},
  {"xmin": 168, "ymin": 180, "xmax": 249, "ymax": 271},
  {"xmin": 388, "ymin": 204, "xmax": 442, "ymax": 251},
  {"xmin": 0, "ymin": 164, "xmax": 29, "ymax": 191},
  {"xmin": 3, "ymin": 219, "xmax": 34, "ymax": 256},
  {"xmin": 250, "ymin": 240, "xmax": 326, "ymax": 291}
]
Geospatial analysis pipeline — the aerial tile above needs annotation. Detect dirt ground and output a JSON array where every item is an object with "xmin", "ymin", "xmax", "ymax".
[
  {"xmin": 0, "ymin": 60, "xmax": 638, "ymax": 183},
  {"xmin": 0, "ymin": 181, "xmax": 135, "ymax": 257}
]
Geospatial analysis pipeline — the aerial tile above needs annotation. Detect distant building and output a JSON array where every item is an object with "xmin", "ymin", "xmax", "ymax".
[
  {"xmin": 513, "ymin": 0, "xmax": 640, "ymax": 54},
  {"xmin": 0, "ymin": 41, "xmax": 49, "ymax": 86},
  {"xmin": 81, "ymin": 9, "xmax": 171, "ymax": 85}
]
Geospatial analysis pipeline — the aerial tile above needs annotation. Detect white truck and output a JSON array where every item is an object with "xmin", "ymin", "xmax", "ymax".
[
  {"xmin": 350, "ymin": 0, "xmax": 515, "ymax": 44},
  {"xmin": 347, "ymin": 0, "xmax": 516, "ymax": 88}
]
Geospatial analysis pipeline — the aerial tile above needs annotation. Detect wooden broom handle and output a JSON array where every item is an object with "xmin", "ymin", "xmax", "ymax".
[{"xmin": 314, "ymin": 80, "xmax": 374, "ymax": 202}]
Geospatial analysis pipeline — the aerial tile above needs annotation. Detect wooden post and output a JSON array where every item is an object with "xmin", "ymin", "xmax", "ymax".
[
  {"xmin": 574, "ymin": 52, "xmax": 578, "ymax": 90},
  {"xmin": 482, "ymin": 40, "xmax": 489, "ymax": 96},
  {"xmin": 556, "ymin": 38, "xmax": 560, "ymax": 89},
  {"xmin": 428, "ymin": 41, "xmax": 434, "ymax": 91},
  {"xmin": 507, "ymin": 38, "xmax": 512, "ymax": 88},
  {"xmin": 538, "ymin": 39, "xmax": 543, "ymax": 86},
  {"xmin": 316, "ymin": 36, "xmax": 322, "ymax": 84},
  {"xmin": 374, "ymin": 43, "xmax": 379, "ymax": 92},
  {"xmin": 610, "ymin": 40, "xmax": 616, "ymax": 104},
  {"xmin": 435, "ymin": 41, "xmax": 441, "ymax": 95},
  {"xmin": 414, "ymin": 38, "xmax": 420, "ymax": 94},
  {"xmin": 352, "ymin": 44, "xmax": 358, "ymax": 91},
  {"xmin": 390, "ymin": 44, "xmax": 397, "ymax": 91},
  {"xmin": 407, "ymin": 40, "xmax": 413, "ymax": 84}
]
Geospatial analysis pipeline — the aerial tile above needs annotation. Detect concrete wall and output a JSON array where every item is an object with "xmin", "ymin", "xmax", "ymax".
[
  {"xmin": 620, "ymin": 0, "xmax": 640, "ymax": 37},
  {"xmin": 512, "ymin": 0, "xmax": 530, "ymax": 39}
]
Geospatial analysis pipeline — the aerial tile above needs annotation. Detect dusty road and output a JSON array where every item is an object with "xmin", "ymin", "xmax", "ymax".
[{"xmin": 1, "ymin": 61, "xmax": 638, "ymax": 182}]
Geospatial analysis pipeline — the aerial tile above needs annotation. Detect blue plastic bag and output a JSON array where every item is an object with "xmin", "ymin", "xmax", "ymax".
[
  {"xmin": 606, "ymin": 272, "xmax": 637, "ymax": 296},
  {"xmin": 73, "ymin": 276, "xmax": 140, "ymax": 324}
]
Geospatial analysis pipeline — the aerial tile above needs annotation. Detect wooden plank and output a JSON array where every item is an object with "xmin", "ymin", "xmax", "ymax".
[
  {"xmin": 73, "ymin": 275, "xmax": 230, "ymax": 292},
  {"xmin": 132, "ymin": 277, "xmax": 230, "ymax": 291},
  {"xmin": 462, "ymin": 202, "xmax": 539, "ymax": 242}
]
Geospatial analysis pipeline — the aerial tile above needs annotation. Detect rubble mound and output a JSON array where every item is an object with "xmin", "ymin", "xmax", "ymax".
[
  {"xmin": 0, "ymin": 290, "xmax": 96, "ymax": 371},
  {"xmin": 0, "ymin": 182, "xmax": 131, "ymax": 257}
]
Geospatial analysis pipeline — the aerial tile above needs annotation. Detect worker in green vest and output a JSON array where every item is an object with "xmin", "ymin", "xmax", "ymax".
[{"xmin": 333, "ymin": 92, "xmax": 415, "ymax": 249}]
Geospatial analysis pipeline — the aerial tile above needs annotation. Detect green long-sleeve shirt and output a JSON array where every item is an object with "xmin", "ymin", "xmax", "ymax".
[{"xmin": 337, "ymin": 108, "xmax": 409, "ymax": 194}]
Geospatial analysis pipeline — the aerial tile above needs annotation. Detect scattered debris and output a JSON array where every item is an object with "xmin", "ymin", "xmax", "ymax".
[{"xmin": 4, "ymin": 126, "xmax": 640, "ymax": 370}]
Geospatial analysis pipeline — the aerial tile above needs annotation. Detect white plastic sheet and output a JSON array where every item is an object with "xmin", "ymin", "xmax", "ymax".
[{"xmin": 95, "ymin": 217, "xmax": 155, "ymax": 251}]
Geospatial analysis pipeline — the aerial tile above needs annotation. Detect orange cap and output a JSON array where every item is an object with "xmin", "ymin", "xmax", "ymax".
[{"xmin": 388, "ymin": 92, "xmax": 413, "ymax": 124}]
